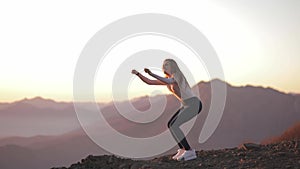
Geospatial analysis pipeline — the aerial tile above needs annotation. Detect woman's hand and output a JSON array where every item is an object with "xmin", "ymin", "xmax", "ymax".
[
  {"xmin": 144, "ymin": 68, "xmax": 152, "ymax": 74},
  {"xmin": 131, "ymin": 69, "xmax": 139, "ymax": 75},
  {"xmin": 132, "ymin": 68, "xmax": 168, "ymax": 85}
]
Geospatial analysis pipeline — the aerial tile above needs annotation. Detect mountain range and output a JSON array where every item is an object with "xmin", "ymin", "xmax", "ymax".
[{"xmin": 0, "ymin": 79, "xmax": 299, "ymax": 169}]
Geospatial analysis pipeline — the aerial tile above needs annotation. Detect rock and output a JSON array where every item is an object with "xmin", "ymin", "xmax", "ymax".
[
  {"xmin": 276, "ymin": 152, "xmax": 286, "ymax": 156},
  {"xmin": 119, "ymin": 163, "xmax": 129, "ymax": 169},
  {"xmin": 140, "ymin": 164, "xmax": 151, "ymax": 169},
  {"xmin": 54, "ymin": 140, "xmax": 300, "ymax": 169},
  {"xmin": 130, "ymin": 163, "xmax": 142, "ymax": 169},
  {"xmin": 107, "ymin": 156, "xmax": 114, "ymax": 164},
  {"xmin": 238, "ymin": 143, "xmax": 260, "ymax": 151}
]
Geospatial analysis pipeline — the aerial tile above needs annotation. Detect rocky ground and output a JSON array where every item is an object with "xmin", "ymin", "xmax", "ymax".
[{"xmin": 52, "ymin": 140, "xmax": 300, "ymax": 169}]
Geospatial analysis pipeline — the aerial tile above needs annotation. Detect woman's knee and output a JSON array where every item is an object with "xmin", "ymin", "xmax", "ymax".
[
  {"xmin": 167, "ymin": 120, "xmax": 172, "ymax": 128},
  {"xmin": 198, "ymin": 100, "xmax": 202, "ymax": 114},
  {"xmin": 167, "ymin": 118, "xmax": 175, "ymax": 128},
  {"xmin": 168, "ymin": 108, "xmax": 182, "ymax": 128}
]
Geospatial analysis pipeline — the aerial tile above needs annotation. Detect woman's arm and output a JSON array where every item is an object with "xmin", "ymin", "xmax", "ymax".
[
  {"xmin": 144, "ymin": 68, "xmax": 176, "ymax": 84},
  {"xmin": 131, "ymin": 69, "xmax": 166, "ymax": 85}
]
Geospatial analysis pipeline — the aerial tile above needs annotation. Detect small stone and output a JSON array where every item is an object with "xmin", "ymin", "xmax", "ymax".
[
  {"xmin": 130, "ymin": 163, "xmax": 142, "ymax": 169},
  {"xmin": 119, "ymin": 163, "xmax": 129, "ymax": 169},
  {"xmin": 239, "ymin": 143, "xmax": 260, "ymax": 151},
  {"xmin": 239, "ymin": 158, "xmax": 245, "ymax": 164},
  {"xmin": 141, "ymin": 164, "xmax": 151, "ymax": 169},
  {"xmin": 183, "ymin": 163, "xmax": 189, "ymax": 167},
  {"xmin": 286, "ymin": 165, "xmax": 293, "ymax": 169},
  {"xmin": 107, "ymin": 156, "xmax": 114, "ymax": 164},
  {"xmin": 276, "ymin": 152, "xmax": 286, "ymax": 156}
]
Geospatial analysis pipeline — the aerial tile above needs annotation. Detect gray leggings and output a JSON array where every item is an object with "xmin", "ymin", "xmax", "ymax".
[{"xmin": 167, "ymin": 97, "xmax": 202, "ymax": 150}]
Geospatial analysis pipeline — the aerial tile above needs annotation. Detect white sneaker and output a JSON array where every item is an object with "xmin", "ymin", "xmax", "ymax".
[
  {"xmin": 177, "ymin": 149, "xmax": 197, "ymax": 161},
  {"xmin": 172, "ymin": 149, "xmax": 185, "ymax": 160}
]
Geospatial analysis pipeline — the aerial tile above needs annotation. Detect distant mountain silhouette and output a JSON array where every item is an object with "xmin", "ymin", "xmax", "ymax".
[
  {"xmin": 0, "ymin": 102, "xmax": 79, "ymax": 137},
  {"xmin": 0, "ymin": 79, "xmax": 300, "ymax": 169},
  {"xmin": 14, "ymin": 96, "xmax": 69, "ymax": 110},
  {"xmin": 0, "ymin": 144, "xmax": 45, "ymax": 169},
  {"xmin": 0, "ymin": 97, "xmax": 107, "ymax": 137},
  {"xmin": 0, "ymin": 133, "xmax": 106, "ymax": 169},
  {"xmin": 193, "ymin": 80, "xmax": 300, "ymax": 149}
]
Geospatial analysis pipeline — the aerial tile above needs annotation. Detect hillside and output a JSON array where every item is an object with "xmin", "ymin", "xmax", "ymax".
[
  {"xmin": 263, "ymin": 122, "xmax": 300, "ymax": 144},
  {"xmin": 1, "ymin": 80, "xmax": 300, "ymax": 169},
  {"xmin": 52, "ymin": 140, "xmax": 300, "ymax": 169}
]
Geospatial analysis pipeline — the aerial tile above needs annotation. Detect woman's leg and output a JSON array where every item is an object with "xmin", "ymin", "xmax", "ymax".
[
  {"xmin": 168, "ymin": 108, "xmax": 184, "ymax": 149},
  {"xmin": 168, "ymin": 98, "xmax": 201, "ymax": 150}
]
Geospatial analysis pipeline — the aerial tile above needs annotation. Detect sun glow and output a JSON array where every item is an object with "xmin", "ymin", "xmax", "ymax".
[{"xmin": 0, "ymin": 1, "xmax": 299, "ymax": 102}]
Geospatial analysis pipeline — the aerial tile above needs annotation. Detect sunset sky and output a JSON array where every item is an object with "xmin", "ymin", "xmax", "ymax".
[{"xmin": 0, "ymin": 0, "xmax": 299, "ymax": 102}]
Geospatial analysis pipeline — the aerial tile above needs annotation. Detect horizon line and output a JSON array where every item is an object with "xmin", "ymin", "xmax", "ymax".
[{"xmin": 2, "ymin": 79, "xmax": 299, "ymax": 103}]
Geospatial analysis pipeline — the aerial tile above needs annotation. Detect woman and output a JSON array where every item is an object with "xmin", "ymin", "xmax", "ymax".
[{"xmin": 131, "ymin": 59, "xmax": 202, "ymax": 161}]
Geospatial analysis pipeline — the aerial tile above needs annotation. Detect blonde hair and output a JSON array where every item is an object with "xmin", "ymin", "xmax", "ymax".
[{"xmin": 163, "ymin": 59, "xmax": 190, "ymax": 92}]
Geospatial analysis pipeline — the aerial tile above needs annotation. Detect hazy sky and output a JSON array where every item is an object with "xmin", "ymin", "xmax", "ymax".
[{"xmin": 0, "ymin": 0, "xmax": 299, "ymax": 102}]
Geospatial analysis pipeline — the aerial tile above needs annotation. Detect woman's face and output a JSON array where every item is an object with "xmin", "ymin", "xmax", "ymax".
[{"xmin": 163, "ymin": 61, "xmax": 172, "ymax": 76}]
